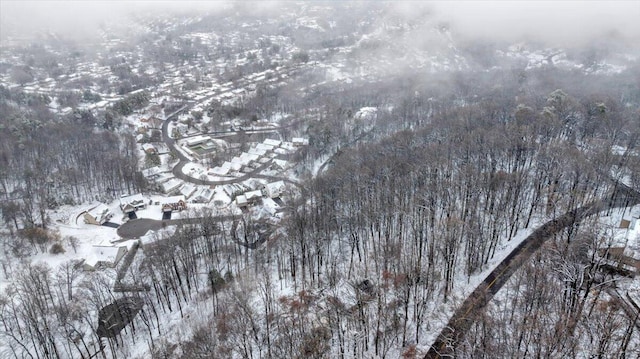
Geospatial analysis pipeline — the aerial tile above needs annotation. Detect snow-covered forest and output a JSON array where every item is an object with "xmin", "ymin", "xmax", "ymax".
[{"xmin": 1, "ymin": 2, "xmax": 639, "ymax": 358}]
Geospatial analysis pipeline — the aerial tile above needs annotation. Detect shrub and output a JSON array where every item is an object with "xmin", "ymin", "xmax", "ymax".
[{"xmin": 49, "ymin": 242, "xmax": 65, "ymax": 254}]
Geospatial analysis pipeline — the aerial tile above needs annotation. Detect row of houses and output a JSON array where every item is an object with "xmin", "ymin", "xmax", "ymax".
[
  {"xmin": 235, "ymin": 180, "xmax": 286, "ymax": 207},
  {"xmin": 207, "ymin": 137, "xmax": 304, "ymax": 178}
]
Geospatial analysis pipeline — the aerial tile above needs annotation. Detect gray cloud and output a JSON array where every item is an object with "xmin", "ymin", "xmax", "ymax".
[
  {"xmin": 0, "ymin": 1, "xmax": 230, "ymax": 43},
  {"xmin": 1, "ymin": 0, "xmax": 638, "ymax": 50},
  {"xmin": 428, "ymin": 1, "xmax": 640, "ymax": 48}
]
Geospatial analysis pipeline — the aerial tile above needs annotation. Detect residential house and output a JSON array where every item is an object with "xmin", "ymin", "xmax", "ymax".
[
  {"xmin": 263, "ymin": 138, "xmax": 282, "ymax": 147},
  {"xmin": 161, "ymin": 195, "xmax": 187, "ymax": 212},
  {"xmin": 262, "ymin": 181, "xmax": 286, "ymax": 198},
  {"xmin": 236, "ymin": 194, "xmax": 249, "ymax": 207},
  {"xmin": 235, "ymin": 189, "xmax": 262, "ymax": 208},
  {"xmin": 119, "ymin": 194, "xmax": 147, "ymax": 213},
  {"xmin": 192, "ymin": 187, "xmax": 215, "ymax": 203},
  {"xmin": 292, "ymin": 137, "xmax": 309, "ymax": 146},
  {"xmin": 142, "ymin": 143, "xmax": 157, "ymax": 154},
  {"xmin": 209, "ymin": 163, "xmax": 231, "ymax": 177},
  {"xmin": 83, "ymin": 203, "xmax": 112, "ymax": 225},
  {"xmin": 162, "ymin": 178, "xmax": 183, "ymax": 194},
  {"xmin": 180, "ymin": 183, "xmax": 197, "ymax": 199}
]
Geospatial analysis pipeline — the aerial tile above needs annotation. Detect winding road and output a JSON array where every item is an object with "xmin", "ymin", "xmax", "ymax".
[{"xmin": 425, "ymin": 184, "xmax": 640, "ymax": 358}]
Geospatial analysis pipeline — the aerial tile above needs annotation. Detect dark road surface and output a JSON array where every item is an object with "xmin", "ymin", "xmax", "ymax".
[
  {"xmin": 117, "ymin": 215, "xmax": 241, "ymax": 239},
  {"xmin": 425, "ymin": 185, "xmax": 640, "ymax": 358}
]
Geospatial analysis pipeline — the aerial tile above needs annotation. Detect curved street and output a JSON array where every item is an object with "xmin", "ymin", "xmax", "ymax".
[{"xmin": 425, "ymin": 184, "xmax": 640, "ymax": 358}]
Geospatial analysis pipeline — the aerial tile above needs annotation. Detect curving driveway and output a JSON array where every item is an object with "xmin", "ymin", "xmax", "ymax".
[{"xmin": 425, "ymin": 184, "xmax": 640, "ymax": 358}]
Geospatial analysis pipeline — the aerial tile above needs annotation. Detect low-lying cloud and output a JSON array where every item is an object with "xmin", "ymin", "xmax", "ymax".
[
  {"xmin": 2, "ymin": 0, "xmax": 639, "ymax": 51},
  {"xmin": 428, "ymin": 1, "xmax": 640, "ymax": 48}
]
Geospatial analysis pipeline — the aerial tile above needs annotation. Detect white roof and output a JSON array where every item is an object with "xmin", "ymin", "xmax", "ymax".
[
  {"xmin": 163, "ymin": 195, "xmax": 186, "ymax": 204},
  {"xmin": 264, "ymin": 181, "xmax": 286, "ymax": 197},
  {"xmin": 142, "ymin": 143, "xmax": 156, "ymax": 151},
  {"xmin": 120, "ymin": 193, "xmax": 145, "ymax": 206},
  {"xmin": 154, "ymin": 173, "xmax": 175, "ymax": 184},
  {"xmin": 231, "ymin": 156, "xmax": 244, "ymax": 165},
  {"xmin": 194, "ymin": 187, "xmax": 215, "ymax": 202},
  {"xmin": 87, "ymin": 203, "xmax": 110, "ymax": 219},
  {"xmin": 162, "ymin": 179, "xmax": 182, "ymax": 193},
  {"xmin": 180, "ymin": 184, "xmax": 197, "ymax": 198},
  {"xmin": 245, "ymin": 190, "xmax": 263, "ymax": 200},
  {"xmin": 272, "ymin": 159, "xmax": 288, "ymax": 169},
  {"xmin": 248, "ymin": 148, "xmax": 267, "ymax": 157},
  {"xmin": 209, "ymin": 166, "xmax": 230, "ymax": 176},
  {"xmin": 240, "ymin": 153, "xmax": 260, "ymax": 163},
  {"xmin": 236, "ymin": 195, "xmax": 248, "ymax": 206},
  {"xmin": 256, "ymin": 143, "xmax": 274, "ymax": 151},
  {"xmin": 263, "ymin": 138, "xmax": 281, "ymax": 147},
  {"xmin": 186, "ymin": 135, "xmax": 211, "ymax": 146}
]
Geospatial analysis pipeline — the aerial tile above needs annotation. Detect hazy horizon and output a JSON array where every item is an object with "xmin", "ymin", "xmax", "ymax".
[{"xmin": 1, "ymin": 1, "xmax": 638, "ymax": 49}]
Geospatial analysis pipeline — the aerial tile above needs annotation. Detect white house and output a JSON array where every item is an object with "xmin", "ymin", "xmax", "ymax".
[
  {"xmin": 162, "ymin": 178, "xmax": 183, "ymax": 194},
  {"xmin": 263, "ymin": 138, "xmax": 282, "ymax": 147},
  {"xmin": 236, "ymin": 194, "xmax": 248, "ymax": 207},
  {"xmin": 180, "ymin": 183, "xmax": 197, "ymax": 199},
  {"xmin": 245, "ymin": 190, "xmax": 263, "ymax": 202},
  {"xmin": 263, "ymin": 181, "xmax": 286, "ymax": 198},
  {"xmin": 209, "ymin": 164, "xmax": 231, "ymax": 177},
  {"xmin": 119, "ymin": 193, "xmax": 147, "ymax": 213},
  {"xmin": 192, "ymin": 187, "xmax": 215, "ymax": 203},
  {"xmin": 83, "ymin": 203, "xmax": 112, "ymax": 225}
]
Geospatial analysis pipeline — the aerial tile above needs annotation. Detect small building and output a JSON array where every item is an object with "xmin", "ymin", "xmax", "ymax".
[
  {"xmin": 162, "ymin": 178, "xmax": 183, "ymax": 194},
  {"xmin": 154, "ymin": 173, "xmax": 175, "ymax": 184},
  {"xmin": 256, "ymin": 143, "xmax": 275, "ymax": 152},
  {"xmin": 236, "ymin": 194, "xmax": 248, "ymax": 207},
  {"xmin": 192, "ymin": 187, "xmax": 215, "ymax": 203},
  {"xmin": 262, "ymin": 181, "xmax": 286, "ymax": 198},
  {"xmin": 142, "ymin": 166, "xmax": 168, "ymax": 180},
  {"xmin": 180, "ymin": 183, "xmax": 197, "ymax": 199},
  {"xmin": 248, "ymin": 148, "xmax": 267, "ymax": 157},
  {"xmin": 245, "ymin": 190, "xmax": 263, "ymax": 203},
  {"xmin": 119, "ymin": 194, "xmax": 147, "ymax": 213},
  {"xmin": 271, "ymin": 159, "xmax": 288, "ymax": 170},
  {"xmin": 142, "ymin": 143, "xmax": 157, "ymax": 154},
  {"xmin": 209, "ymin": 164, "xmax": 231, "ymax": 177},
  {"xmin": 83, "ymin": 203, "xmax": 112, "ymax": 225},
  {"xmin": 263, "ymin": 138, "xmax": 282, "ymax": 147},
  {"xmin": 292, "ymin": 137, "xmax": 309, "ymax": 146}
]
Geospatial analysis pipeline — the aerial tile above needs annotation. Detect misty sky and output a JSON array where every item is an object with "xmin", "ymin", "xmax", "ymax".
[{"xmin": 1, "ymin": 1, "xmax": 639, "ymax": 48}]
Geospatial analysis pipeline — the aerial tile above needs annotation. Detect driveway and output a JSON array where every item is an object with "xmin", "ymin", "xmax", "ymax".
[
  {"xmin": 117, "ymin": 215, "xmax": 242, "ymax": 239},
  {"xmin": 425, "ymin": 184, "xmax": 640, "ymax": 358}
]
